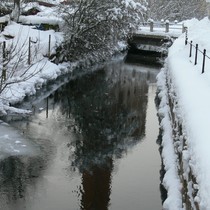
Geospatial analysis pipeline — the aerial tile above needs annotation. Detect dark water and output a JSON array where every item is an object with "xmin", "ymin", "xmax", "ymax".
[{"xmin": 0, "ymin": 60, "xmax": 162, "ymax": 210}]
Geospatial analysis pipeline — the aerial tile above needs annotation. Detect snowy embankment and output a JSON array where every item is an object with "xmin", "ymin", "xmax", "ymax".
[
  {"xmin": 0, "ymin": 11, "xmax": 125, "ymax": 160},
  {"xmin": 0, "ymin": 19, "xmax": 71, "ymax": 160},
  {"xmin": 0, "ymin": 20, "xmax": 125, "ymax": 116},
  {"xmin": 0, "ymin": 21, "xmax": 71, "ymax": 116},
  {"xmin": 157, "ymin": 17, "xmax": 210, "ymax": 210}
]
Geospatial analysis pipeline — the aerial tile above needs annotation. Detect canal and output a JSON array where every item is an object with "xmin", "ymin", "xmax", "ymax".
[{"xmin": 0, "ymin": 59, "xmax": 162, "ymax": 210}]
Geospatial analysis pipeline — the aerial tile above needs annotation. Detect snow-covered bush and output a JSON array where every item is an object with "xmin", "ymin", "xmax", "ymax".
[{"xmin": 60, "ymin": 0, "xmax": 148, "ymax": 61}]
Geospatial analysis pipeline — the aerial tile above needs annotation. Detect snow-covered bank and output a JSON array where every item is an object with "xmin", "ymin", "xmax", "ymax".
[
  {"xmin": 0, "ymin": 20, "xmax": 70, "ymax": 115},
  {"xmin": 157, "ymin": 17, "xmax": 210, "ymax": 210},
  {"xmin": 0, "ymin": 19, "xmax": 126, "ymax": 117}
]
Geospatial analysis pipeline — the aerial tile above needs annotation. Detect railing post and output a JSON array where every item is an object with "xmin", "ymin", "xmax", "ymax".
[
  {"xmin": 182, "ymin": 24, "xmax": 185, "ymax": 33},
  {"xmin": 150, "ymin": 20, "xmax": 154, "ymax": 32},
  {"xmin": 48, "ymin": 34, "xmax": 51, "ymax": 58},
  {"xmin": 2, "ymin": 41, "xmax": 6, "ymax": 81},
  {"xmin": 28, "ymin": 37, "xmax": 31, "ymax": 65},
  {"xmin": 189, "ymin": 41, "xmax": 193, "ymax": 57},
  {"xmin": 46, "ymin": 96, "xmax": 49, "ymax": 118},
  {"xmin": 185, "ymin": 30, "xmax": 188, "ymax": 45},
  {"xmin": 165, "ymin": 20, "xmax": 169, "ymax": 33},
  {"xmin": 194, "ymin": 44, "xmax": 198, "ymax": 65},
  {"xmin": 202, "ymin": 49, "xmax": 206, "ymax": 74}
]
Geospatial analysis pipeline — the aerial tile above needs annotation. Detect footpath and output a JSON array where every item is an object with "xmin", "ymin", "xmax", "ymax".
[{"xmin": 157, "ymin": 17, "xmax": 210, "ymax": 210}]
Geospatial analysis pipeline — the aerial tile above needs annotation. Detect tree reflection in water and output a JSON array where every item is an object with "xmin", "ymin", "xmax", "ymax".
[
  {"xmin": 0, "ymin": 155, "xmax": 46, "ymax": 209},
  {"xmin": 0, "ymin": 61, "xmax": 157, "ymax": 210},
  {"xmin": 49, "ymin": 61, "xmax": 149, "ymax": 209}
]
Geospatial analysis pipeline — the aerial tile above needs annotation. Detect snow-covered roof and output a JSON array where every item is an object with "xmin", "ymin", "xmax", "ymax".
[{"xmin": 19, "ymin": 15, "xmax": 62, "ymax": 25}]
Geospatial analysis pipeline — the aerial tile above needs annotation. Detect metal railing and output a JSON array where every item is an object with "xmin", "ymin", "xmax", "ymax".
[
  {"xmin": 185, "ymin": 30, "xmax": 210, "ymax": 74},
  {"xmin": 139, "ymin": 21, "xmax": 185, "ymax": 33}
]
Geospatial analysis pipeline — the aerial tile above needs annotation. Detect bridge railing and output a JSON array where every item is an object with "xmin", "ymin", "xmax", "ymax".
[
  {"xmin": 139, "ymin": 21, "xmax": 186, "ymax": 34},
  {"xmin": 185, "ymin": 30, "xmax": 210, "ymax": 74}
]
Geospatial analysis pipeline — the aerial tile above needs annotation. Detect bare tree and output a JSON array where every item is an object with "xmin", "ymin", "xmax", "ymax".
[{"xmin": 11, "ymin": 0, "xmax": 20, "ymax": 21}]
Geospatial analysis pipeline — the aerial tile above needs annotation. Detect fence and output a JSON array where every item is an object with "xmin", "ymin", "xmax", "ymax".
[
  {"xmin": 185, "ymin": 30, "xmax": 210, "ymax": 74},
  {"xmin": 139, "ymin": 21, "xmax": 186, "ymax": 33},
  {"xmin": 0, "ymin": 34, "xmax": 52, "ymax": 81}
]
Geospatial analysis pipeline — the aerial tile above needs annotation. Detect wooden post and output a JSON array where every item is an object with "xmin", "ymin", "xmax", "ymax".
[
  {"xmin": 46, "ymin": 97, "xmax": 49, "ymax": 118},
  {"xmin": 189, "ymin": 41, "xmax": 192, "ymax": 57},
  {"xmin": 2, "ymin": 41, "xmax": 6, "ymax": 81},
  {"xmin": 28, "ymin": 37, "xmax": 31, "ymax": 65},
  {"xmin": 202, "ymin": 49, "xmax": 206, "ymax": 74},
  {"xmin": 48, "ymin": 34, "xmax": 51, "ymax": 58},
  {"xmin": 185, "ymin": 29, "xmax": 188, "ymax": 45},
  {"xmin": 182, "ymin": 24, "xmax": 186, "ymax": 33},
  {"xmin": 150, "ymin": 21, "xmax": 154, "ymax": 32},
  {"xmin": 194, "ymin": 44, "xmax": 198, "ymax": 65},
  {"xmin": 165, "ymin": 21, "xmax": 169, "ymax": 33}
]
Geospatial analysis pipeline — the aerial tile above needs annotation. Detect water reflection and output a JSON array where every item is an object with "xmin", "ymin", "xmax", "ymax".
[
  {"xmin": 0, "ymin": 60, "xmax": 160, "ymax": 210},
  {"xmin": 81, "ymin": 160, "xmax": 113, "ymax": 210},
  {"xmin": 47, "ymin": 61, "xmax": 151, "ymax": 209},
  {"xmin": 50, "ymin": 62, "xmax": 148, "ymax": 172},
  {"xmin": 0, "ymin": 155, "xmax": 45, "ymax": 210}
]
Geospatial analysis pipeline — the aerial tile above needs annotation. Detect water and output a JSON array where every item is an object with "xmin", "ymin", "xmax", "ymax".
[{"xmin": 0, "ymin": 60, "xmax": 162, "ymax": 210}]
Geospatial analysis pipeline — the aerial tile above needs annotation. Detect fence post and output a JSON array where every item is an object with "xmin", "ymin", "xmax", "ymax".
[
  {"xmin": 185, "ymin": 30, "xmax": 188, "ymax": 45},
  {"xmin": 165, "ymin": 21, "xmax": 169, "ymax": 33},
  {"xmin": 182, "ymin": 24, "xmax": 185, "ymax": 33},
  {"xmin": 202, "ymin": 49, "xmax": 206, "ymax": 74},
  {"xmin": 194, "ymin": 44, "xmax": 198, "ymax": 65},
  {"xmin": 46, "ymin": 97, "xmax": 49, "ymax": 118},
  {"xmin": 28, "ymin": 37, "xmax": 31, "ymax": 65},
  {"xmin": 48, "ymin": 34, "xmax": 51, "ymax": 58},
  {"xmin": 150, "ymin": 20, "xmax": 154, "ymax": 32},
  {"xmin": 2, "ymin": 41, "xmax": 6, "ymax": 81},
  {"xmin": 189, "ymin": 41, "xmax": 193, "ymax": 57}
]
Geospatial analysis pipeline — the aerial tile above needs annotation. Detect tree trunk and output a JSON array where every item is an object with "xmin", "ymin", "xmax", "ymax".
[{"xmin": 12, "ymin": 0, "xmax": 20, "ymax": 22}]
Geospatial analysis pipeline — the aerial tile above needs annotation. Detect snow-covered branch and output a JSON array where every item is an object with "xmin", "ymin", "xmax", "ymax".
[{"xmin": 60, "ymin": 0, "xmax": 147, "ymax": 61}]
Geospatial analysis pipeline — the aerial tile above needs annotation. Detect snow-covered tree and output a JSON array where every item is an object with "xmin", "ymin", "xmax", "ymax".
[
  {"xmin": 148, "ymin": 0, "xmax": 206, "ymax": 21},
  {"xmin": 11, "ymin": 0, "xmax": 21, "ymax": 21},
  {"xmin": 0, "ymin": 1, "xmax": 13, "ymax": 16},
  {"xmin": 60, "ymin": 0, "xmax": 148, "ymax": 61}
]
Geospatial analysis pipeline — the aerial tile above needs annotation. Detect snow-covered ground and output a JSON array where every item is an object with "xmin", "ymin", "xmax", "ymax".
[
  {"xmin": 157, "ymin": 17, "xmax": 210, "ymax": 210},
  {"xmin": 0, "ymin": 3, "xmax": 127, "ymax": 160},
  {"xmin": 0, "ymin": 3, "xmax": 72, "ymax": 116},
  {"xmin": 1, "ymin": 2, "xmax": 210, "ymax": 209}
]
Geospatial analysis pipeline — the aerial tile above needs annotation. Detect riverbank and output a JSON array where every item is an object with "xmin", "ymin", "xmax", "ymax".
[
  {"xmin": 0, "ymin": 4, "xmax": 126, "ymax": 117},
  {"xmin": 157, "ymin": 17, "xmax": 210, "ymax": 210}
]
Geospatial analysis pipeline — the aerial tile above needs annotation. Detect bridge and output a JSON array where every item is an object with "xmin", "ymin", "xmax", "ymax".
[{"xmin": 126, "ymin": 21, "xmax": 185, "ymax": 65}]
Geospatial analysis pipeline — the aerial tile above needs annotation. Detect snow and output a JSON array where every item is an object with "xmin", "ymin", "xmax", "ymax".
[
  {"xmin": 0, "ymin": 120, "xmax": 38, "ymax": 159},
  {"xmin": 1, "ymin": 1, "xmax": 210, "ymax": 209},
  {"xmin": 0, "ymin": 2, "xmax": 125, "ymax": 159},
  {"xmin": 19, "ymin": 15, "xmax": 62, "ymax": 25},
  {"xmin": 0, "ymin": 13, "xmax": 69, "ymax": 115},
  {"xmin": 157, "ymin": 17, "xmax": 210, "ymax": 209}
]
